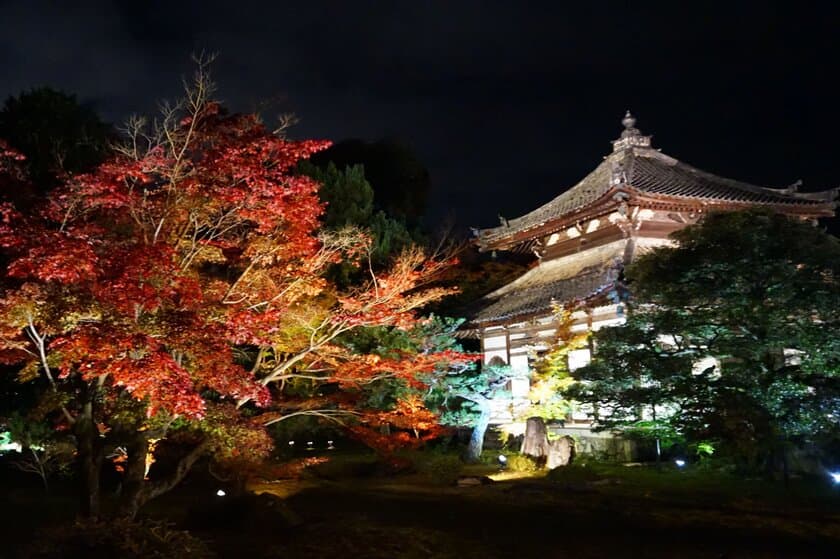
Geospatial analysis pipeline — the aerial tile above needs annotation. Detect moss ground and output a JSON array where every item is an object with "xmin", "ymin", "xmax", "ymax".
[{"xmin": 3, "ymin": 455, "xmax": 840, "ymax": 558}]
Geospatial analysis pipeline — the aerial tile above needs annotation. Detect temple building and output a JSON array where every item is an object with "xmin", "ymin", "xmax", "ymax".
[{"xmin": 471, "ymin": 112, "xmax": 836, "ymax": 451}]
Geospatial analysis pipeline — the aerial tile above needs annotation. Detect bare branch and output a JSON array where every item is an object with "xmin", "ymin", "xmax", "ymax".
[{"xmin": 263, "ymin": 409, "xmax": 361, "ymax": 427}]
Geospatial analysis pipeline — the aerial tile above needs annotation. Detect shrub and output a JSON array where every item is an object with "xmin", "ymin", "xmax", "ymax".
[
  {"xmin": 26, "ymin": 519, "xmax": 214, "ymax": 559},
  {"xmin": 505, "ymin": 453, "xmax": 541, "ymax": 473},
  {"xmin": 411, "ymin": 452, "xmax": 463, "ymax": 485},
  {"xmin": 305, "ymin": 454, "xmax": 379, "ymax": 480},
  {"xmin": 546, "ymin": 463, "xmax": 602, "ymax": 484}
]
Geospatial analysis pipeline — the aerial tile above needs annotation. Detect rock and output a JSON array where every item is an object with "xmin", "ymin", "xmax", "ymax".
[
  {"xmin": 456, "ymin": 476, "xmax": 494, "ymax": 487},
  {"xmin": 546, "ymin": 436, "xmax": 575, "ymax": 469},
  {"xmin": 588, "ymin": 478, "xmax": 621, "ymax": 486}
]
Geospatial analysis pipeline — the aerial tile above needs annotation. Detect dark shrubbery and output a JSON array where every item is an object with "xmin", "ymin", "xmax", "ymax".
[
  {"xmin": 25, "ymin": 518, "xmax": 213, "ymax": 559},
  {"xmin": 545, "ymin": 463, "xmax": 602, "ymax": 484},
  {"xmin": 410, "ymin": 452, "xmax": 463, "ymax": 485}
]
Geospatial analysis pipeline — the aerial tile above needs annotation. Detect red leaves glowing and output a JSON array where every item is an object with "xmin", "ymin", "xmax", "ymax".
[
  {"xmin": 0, "ymin": 99, "xmax": 466, "ymax": 463},
  {"xmin": 0, "ymin": 140, "xmax": 26, "ymax": 178},
  {"xmin": 49, "ymin": 327, "xmax": 269, "ymax": 418},
  {"xmin": 93, "ymin": 244, "xmax": 203, "ymax": 315},
  {"xmin": 50, "ymin": 329, "xmax": 204, "ymax": 418},
  {"xmin": 334, "ymin": 350, "xmax": 473, "ymax": 389},
  {"xmin": 346, "ymin": 395, "xmax": 450, "ymax": 453},
  {"xmin": 333, "ymin": 247, "xmax": 458, "ymax": 329},
  {"xmin": 0, "ymin": 109, "xmax": 340, "ymax": 424},
  {"xmin": 7, "ymin": 235, "xmax": 98, "ymax": 284}
]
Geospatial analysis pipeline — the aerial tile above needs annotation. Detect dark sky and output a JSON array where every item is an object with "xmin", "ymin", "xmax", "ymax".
[{"xmin": 2, "ymin": 1, "xmax": 838, "ymax": 230}]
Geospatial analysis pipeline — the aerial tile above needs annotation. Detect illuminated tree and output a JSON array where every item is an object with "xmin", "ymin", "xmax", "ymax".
[
  {"xmin": 0, "ymin": 62, "xmax": 465, "ymax": 517},
  {"xmin": 297, "ymin": 160, "xmax": 416, "ymax": 286},
  {"xmin": 504, "ymin": 304, "xmax": 590, "ymax": 466},
  {"xmin": 528, "ymin": 304, "xmax": 588, "ymax": 421},
  {"xmin": 0, "ymin": 66, "xmax": 287, "ymax": 516},
  {"xmin": 568, "ymin": 210, "xmax": 840, "ymax": 472},
  {"xmin": 421, "ymin": 317, "xmax": 503, "ymax": 462}
]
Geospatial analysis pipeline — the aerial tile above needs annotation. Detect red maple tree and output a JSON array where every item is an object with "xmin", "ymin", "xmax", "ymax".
[{"xmin": 0, "ymin": 64, "xmax": 466, "ymax": 518}]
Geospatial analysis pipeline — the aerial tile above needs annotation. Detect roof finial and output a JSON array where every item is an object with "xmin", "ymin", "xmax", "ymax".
[
  {"xmin": 620, "ymin": 110, "xmax": 640, "ymax": 138},
  {"xmin": 612, "ymin": 110, "xmax": 651, "ymax": 152}
]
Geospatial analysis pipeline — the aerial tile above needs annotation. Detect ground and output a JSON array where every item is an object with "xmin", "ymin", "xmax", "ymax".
[{"xmin": 3, "ymin": 457, "xmax": 840, "ymax": 558}]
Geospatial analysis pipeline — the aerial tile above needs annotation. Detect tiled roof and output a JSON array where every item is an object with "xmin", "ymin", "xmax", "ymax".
[
  {"xmin": 476, "ymin": 115, "xmax": 836, "ymax": 250},
  {"xmin": 473, "ymin": 262, "xmax": 619, "ymax": 324},
  {"xmin": 628, "ymin": 153, "xmax": 830, "ymax": 205},
  {"xmin": 478, "ymin": 157, "xmax": 615, "ymax": 248}
]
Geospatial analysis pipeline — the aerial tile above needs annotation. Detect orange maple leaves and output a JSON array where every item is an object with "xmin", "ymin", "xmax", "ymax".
[
  {"xmin": 0, "ymin": 92, "xmax": 467, "ymax": 460},
  {"xmin": 0, "ymin": 102, "xmax": 327, "ymax": 423}
]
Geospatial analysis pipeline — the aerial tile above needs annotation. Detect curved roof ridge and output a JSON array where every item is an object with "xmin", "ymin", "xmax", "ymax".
[
  {"xmin": 478, "ymin": 152, "xmax": 621, "ymax": 243},
  {"xmin": 630, "ymin": 148, "xmax": 836, "ymax": 206},
  {"xmin": 475, "ymin": 113, "xmax": 837, "ymax": 252},
  {"xmin": 636, "ymin": 148, "xmax": 834, "ymax": 202},
  {"xmin": 473, "ymin": 265, "xmax": 616, "ymax": 324}
]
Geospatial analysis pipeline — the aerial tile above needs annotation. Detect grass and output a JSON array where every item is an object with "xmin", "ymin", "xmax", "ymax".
[
  {"xmin": 5, "ymin": 454, "xmax": 840, "ymax": 558},
  {"xmin": 249, "ymin": 461, "xmax": 840, "ymax": 558},
  {"xmin": 244, "ymin": 454, "xmax": 840, "ymax": 557},
  {"xmin": 548, "ymin": 461, "xmax": 840, "ymax": 509}
]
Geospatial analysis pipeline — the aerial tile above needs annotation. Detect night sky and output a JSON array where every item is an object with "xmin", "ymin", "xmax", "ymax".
[{"xmin": 2, "ymin": 1, "xmax": 838, "ymax": 231}]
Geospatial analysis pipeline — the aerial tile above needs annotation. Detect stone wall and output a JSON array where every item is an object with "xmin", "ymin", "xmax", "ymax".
[
  {"xmin": 484, "ymin": 422, "xmax": 637, "ymax": 462},
  {"xmin": 548, "ymin": 424, "xmax": 636, "ymax": 462}
]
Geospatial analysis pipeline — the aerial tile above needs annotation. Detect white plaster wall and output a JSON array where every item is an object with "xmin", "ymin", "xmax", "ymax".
[
  {"xmin": 483, "ymin": 335, "xmax": 507, "ymax": 349},
  {"xmin": 509, "ymin": 353, "xmax": 529, "ymax": 376}
]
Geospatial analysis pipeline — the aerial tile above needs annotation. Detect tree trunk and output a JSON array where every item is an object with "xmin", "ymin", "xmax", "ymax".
[
  {"xmin": 74, "ymin": 397, "xmax": 104, "ymax": 518},
  {"xmin": 116, "ymin": 440, "xmax": 208, "ymax": 520},
  {"xmin": 117, "ymin": 435, "xmax": 150, "ymax": 519},
  {"xmin": 30, "ymin": 448, "xmax": 50, "ymax": 493},
  {"xmin": 652, "ymin": 405, "xmax": 661, "ymax": 469},
  {"xmin": 466, "ymin": 406, "xmax": 491, "ymax": 463},
  {"xmin": 782, "ymin": 444, "xmax": 790, "ymax": 487},
  {"xmin": 520, "ymin": 417, "xmax": 550, "ymax": 462}
]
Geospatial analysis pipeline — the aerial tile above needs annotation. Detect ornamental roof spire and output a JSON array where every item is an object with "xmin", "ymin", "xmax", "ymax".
[{"xmin": 612, "ymin": 110, "xmax": 652, "ymax": 152}]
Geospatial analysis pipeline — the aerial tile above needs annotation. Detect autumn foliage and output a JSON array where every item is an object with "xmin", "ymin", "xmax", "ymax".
[{"xmin": 0, "ymin": 67, "xmax": 466, "ymax": 517}]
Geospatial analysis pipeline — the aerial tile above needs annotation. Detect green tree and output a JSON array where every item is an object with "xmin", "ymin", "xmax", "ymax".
[
  {"xmin": 309, "ymin": 138, "xmax": 431, "ymax": 224},
  {"xmin": 298, "ymin": 161, "xmax": 417, "ymax": 273},
  {"xmin": 5, "ymin": 412, "xmax": 74, "ymax": 492},
  {"xmin": 528, "ymin": 305, "xmax": 588, "ymax": 422},
  {"xmin": 0, "ymin": 87, "xmax": 111, "ymax": 191},
  {"xmin": 301, "ymin": 161, "xmax": 374, "ymax": 228},
  {"xmin": 568, "ymin": 210, "xmax": 840, "ymax": 473},
  {"xmin": 422, "ymin": 317, "xmax": 507, "ymax": 462}
]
